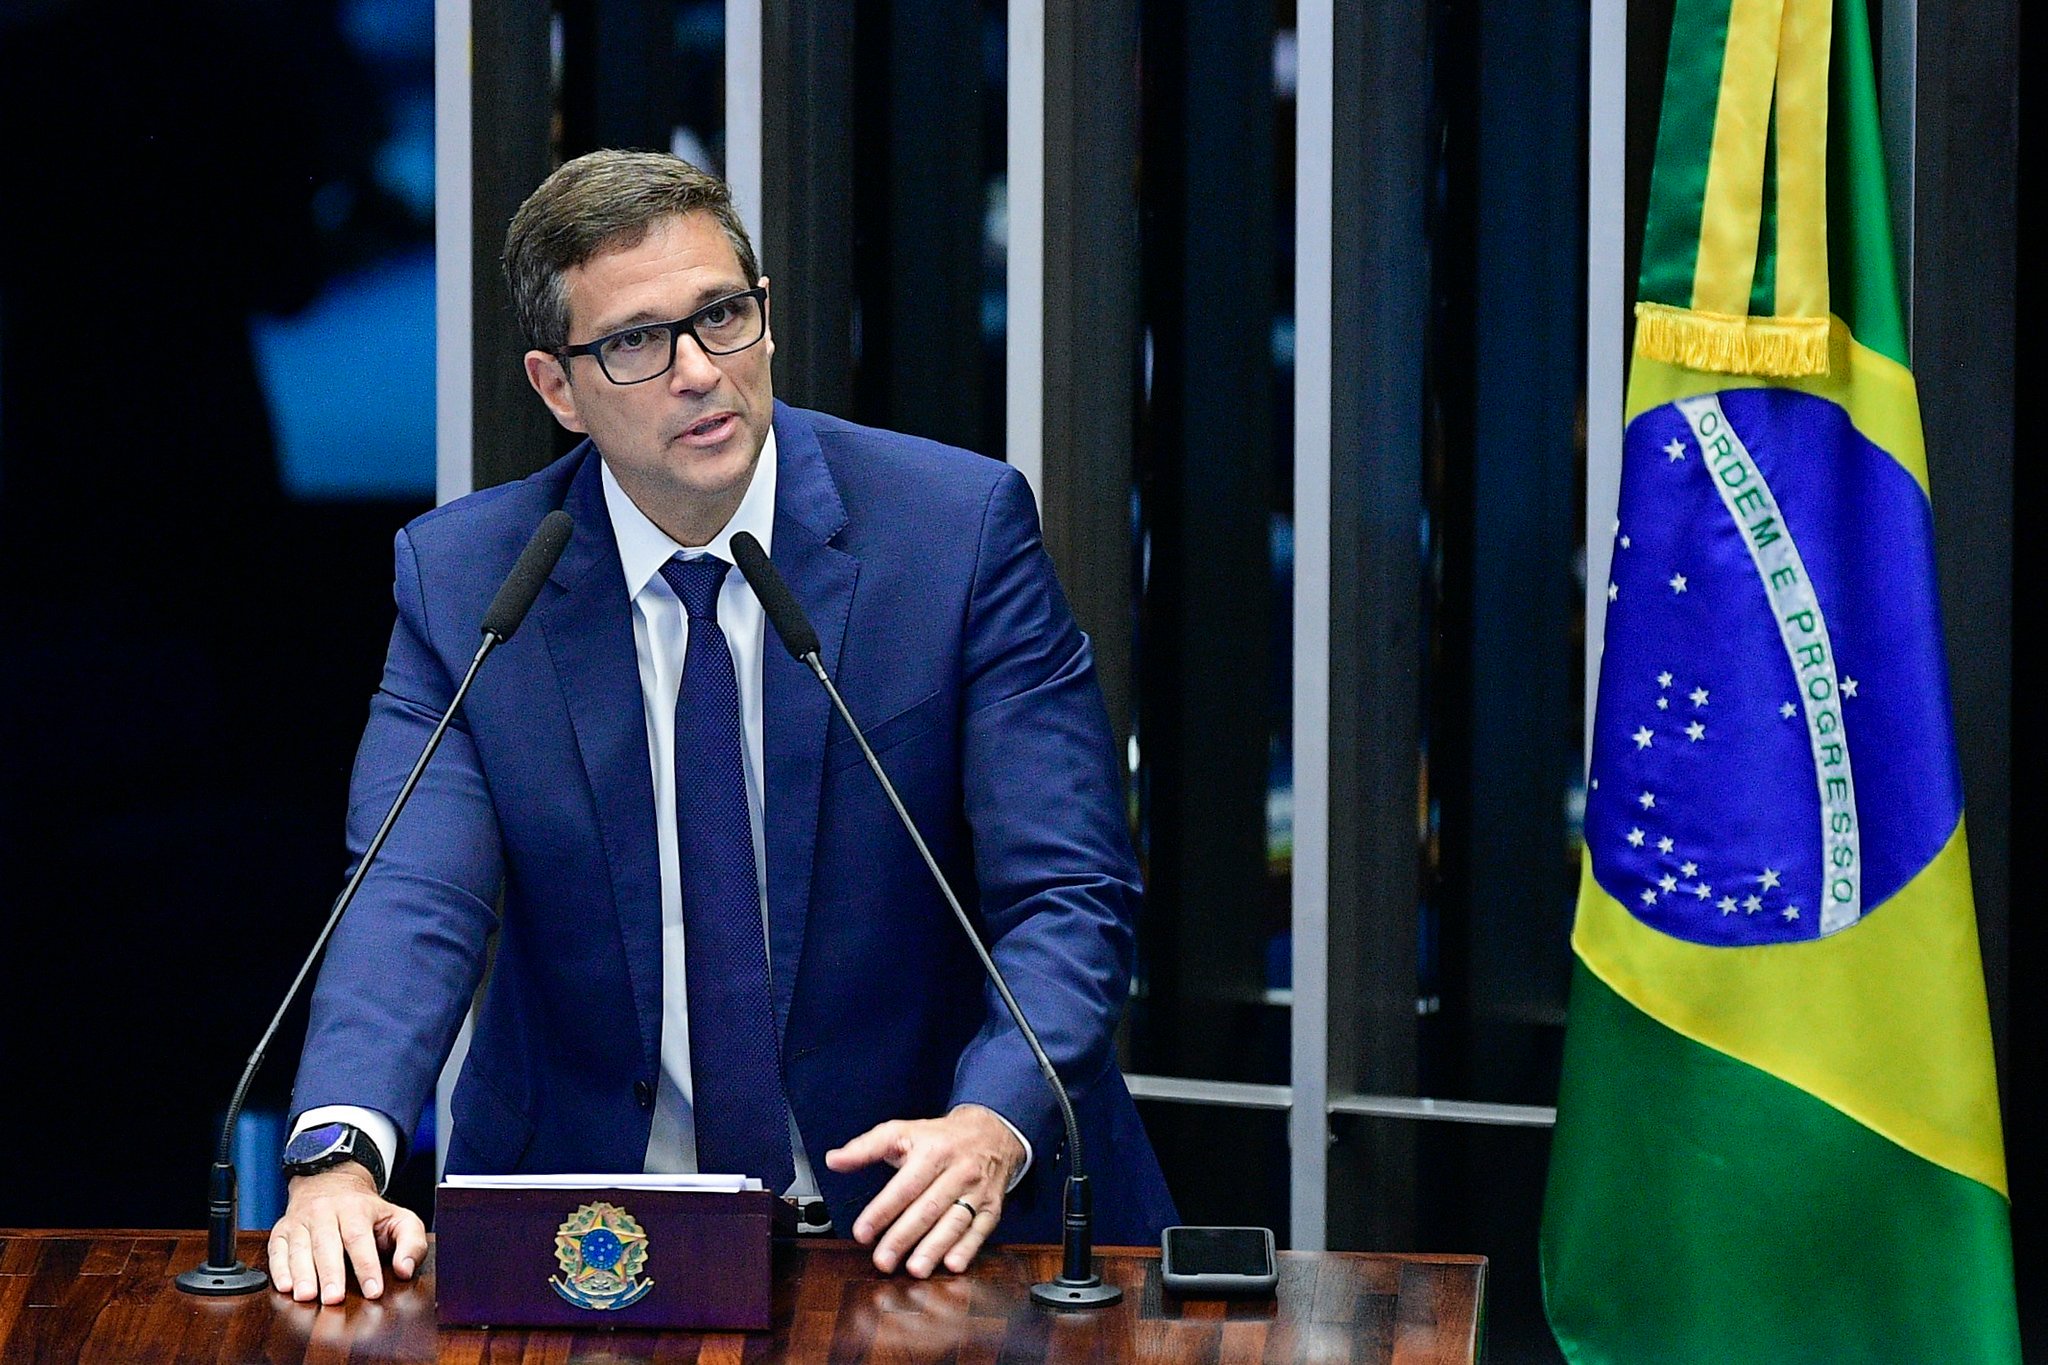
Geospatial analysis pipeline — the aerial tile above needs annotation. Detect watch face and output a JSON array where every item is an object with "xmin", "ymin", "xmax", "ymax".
[{"xmin": 284, "ymin": 1123, "xmax": 349, "ymax": 1165}]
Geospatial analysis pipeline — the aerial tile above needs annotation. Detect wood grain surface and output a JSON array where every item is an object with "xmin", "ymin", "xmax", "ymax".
[{"xmin": 0, "ymin": 1230, "xmax": 1485, "ymax": 1364}]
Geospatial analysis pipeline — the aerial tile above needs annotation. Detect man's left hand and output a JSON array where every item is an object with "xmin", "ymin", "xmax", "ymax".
[{"xmin": 824, "ymin": 1103, "xmax": 1024, "ymax": 1277}]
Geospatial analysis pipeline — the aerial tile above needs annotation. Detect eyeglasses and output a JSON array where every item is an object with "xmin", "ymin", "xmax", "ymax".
[{"xmin": 556, "ymin": 288, "xmax": 768, "ymax": 385}]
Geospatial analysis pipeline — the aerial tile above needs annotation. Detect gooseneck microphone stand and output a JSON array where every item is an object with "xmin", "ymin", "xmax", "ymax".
[
  {"xmin": 730, "ymin": 531, "xmax": 1122, "ymax": 1309},
  {"xmin": 177, "ymin": 511, "xmax": 572, "ymax": 1294}
]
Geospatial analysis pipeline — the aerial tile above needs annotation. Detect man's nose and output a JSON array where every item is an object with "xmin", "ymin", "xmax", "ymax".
[{"xmin": 668, "ymin": 331, "xmax": 722, "ymax": 392}]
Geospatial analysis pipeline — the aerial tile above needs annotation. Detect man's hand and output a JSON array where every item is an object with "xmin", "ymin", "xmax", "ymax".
[
  {"xmin": 825, "ymin": 1103, "xmax": 1025, "ymax": 1278},
  {"xmin": 268, "ymin": 1165, "xmax": 427, "ymax": 1304}
]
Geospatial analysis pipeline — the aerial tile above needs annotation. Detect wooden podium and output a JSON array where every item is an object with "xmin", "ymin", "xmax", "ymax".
[{"xmin": 0, "ymin": 1228, "xmax": 1486, "ymax": 1363}]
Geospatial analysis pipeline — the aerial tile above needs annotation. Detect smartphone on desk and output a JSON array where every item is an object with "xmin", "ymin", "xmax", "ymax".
[{"xmin": 1159, "ymin": 1225, "xmax": 1279, "ymax": 1296}]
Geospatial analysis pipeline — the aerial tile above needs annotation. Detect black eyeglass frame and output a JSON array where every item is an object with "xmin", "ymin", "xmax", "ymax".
[{"xmin": 555, "ymin": 287, "xmax": 769, "ymax": 385}]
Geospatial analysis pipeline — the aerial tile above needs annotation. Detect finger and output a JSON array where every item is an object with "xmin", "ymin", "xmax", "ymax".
[
  {"xmin": 310, "ymin": 1211, "xmax": 351, "ymax": 1305},
  {"xmin": 906, "ymin": 1195, "xmax": 985, "ymax": 1279},
  {"xmin": 382, "ymin": 1208, "xmax": 428, "ymax": 1280},
  {"xmin": 287, "ymin": 1221, "xmax": 319, "ymax": 1303},
  {"xmin": 824, "ymin": 1120, "xmax": 911, "ymax": 1174},
  {"xmin": 267, "ymin": 1226, "xmax": 293, "ymax": 1293},
  {"xmin": 942, "ymin": 1207, "xmax": 999, "ymax": 1275},
  {"xmin": 870, "ymin": 1158, "xmax": 979, "ymax": 1274},
  {"xmin": 339, "ymin": 1208, "xmax": 385, "ymax": 1299},
  {"xmin": 852, "ymin": 1137, "xmax": 953, "ymax": 1248}
]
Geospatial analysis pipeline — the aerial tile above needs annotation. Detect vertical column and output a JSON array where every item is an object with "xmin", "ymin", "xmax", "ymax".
[
  {"xmin": 725, "ymin": 0, "xmax": 762, "ymax": 239},
  {"xmin": 1912, "ymin": 0, "xmax": 2014, "ymax": 1067},
  {"xmin": 1323, "ymin": 0, "xmax": 1428, "ymax": 1254},
  {"xmin": 863, "ymin": 3, "xmax": 986, "ymax": 452},
  {"xmin": 468, "ymin": 0, "xmax": 557, "ymax": 490},
  {"xmin": 1880, "ymin": 0, "xmax": 1916, "ymax": 341},
  {"xmin": 758, "ymin": 0, "xmax": 854, "ymax": 416},
  {"xmin": 435, "ymin": 0, "xmax": 474, "ymax": 506},
  {"xmin": 1040, "ymin": 0, "xmax": 1140, "ymax": 749},
  {"xmin": 559, "ymin": 0, "xmax": 672, "ymax": 152},
  {"xmin": 1005, "ymin": 0, "xmax": 1045, "ymax": 502},
  {"xmin": 1290, "ymin": 0, "xmax": 1333, "ymax": 1255},
  {"xmin": 1586, "ymin": 0, "xmax": 1627, "ymax": 752},
  {"xmin": 1453, "ymin": 0, "xmax": 1583, "ymax": 1092},
  {"xmin": 432, "ymin": 0, "xmax": 476, "ymax": 1167}
]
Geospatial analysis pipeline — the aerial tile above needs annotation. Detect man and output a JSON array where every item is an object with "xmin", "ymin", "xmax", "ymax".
[{"xmin": 269, "ymin": 150, "xmax": 1174, "ymax": 1306}]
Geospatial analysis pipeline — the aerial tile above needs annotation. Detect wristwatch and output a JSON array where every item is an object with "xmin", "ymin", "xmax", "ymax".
[{"xmin": 282, "ymin": 1122, "xmax": 388, "ymax": 1194}]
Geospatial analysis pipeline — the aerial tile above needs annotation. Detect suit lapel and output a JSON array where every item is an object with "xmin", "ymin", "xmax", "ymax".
[
  {"xmin": 538, "ymin": 449, "xmax": 665, "ymax": 1075},
  {"xmin": 762, "ymin": 403, "xmax": 856, "ymax": 1029}
]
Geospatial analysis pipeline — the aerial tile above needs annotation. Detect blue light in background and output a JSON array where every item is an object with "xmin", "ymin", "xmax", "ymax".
[{"xmin": 251, "ymin": 249, "xmax": 436, "ymax": 501}]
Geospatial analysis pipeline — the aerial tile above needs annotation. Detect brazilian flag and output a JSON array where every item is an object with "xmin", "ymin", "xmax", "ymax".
[{"xmin": 1540, "ymin": 0, "xmax": 2020, "ymax": 1360}]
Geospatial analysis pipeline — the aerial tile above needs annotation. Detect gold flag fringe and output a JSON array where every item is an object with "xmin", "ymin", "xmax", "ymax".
[{"xmin": 1634, "ymin": 302, "xmax": 1832, "ymax": 378}]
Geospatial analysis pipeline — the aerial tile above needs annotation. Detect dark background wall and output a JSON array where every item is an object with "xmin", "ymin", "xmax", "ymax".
[{"xmin": 0, "ymin": 0, "xmax": 438, "ymax": 1228}]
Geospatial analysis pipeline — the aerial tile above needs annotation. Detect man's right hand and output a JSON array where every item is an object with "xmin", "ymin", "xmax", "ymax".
[{"xmin": 268, "ymin": 1165, "xmax": 427, "ymax": 1304}]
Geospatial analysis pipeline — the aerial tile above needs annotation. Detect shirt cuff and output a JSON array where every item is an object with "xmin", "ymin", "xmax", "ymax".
[{"xmin": 291, "ymin": 1106, "xmax": 400, "ymax": 1194}]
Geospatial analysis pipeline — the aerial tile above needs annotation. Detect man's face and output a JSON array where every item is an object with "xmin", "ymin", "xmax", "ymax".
[{"xmin": 523, "ymin": 211, "xmax": 773, "ymax": 544}]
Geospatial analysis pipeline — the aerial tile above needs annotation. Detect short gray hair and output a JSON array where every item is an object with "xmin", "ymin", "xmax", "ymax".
[{"xmin": 503, "ymin": 149, "xmax": 761, "ymax": 353}]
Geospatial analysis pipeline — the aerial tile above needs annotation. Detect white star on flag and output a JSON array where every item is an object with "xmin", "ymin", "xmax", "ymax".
[
  {"xmin": 1656, "ymin": 836, "xmax": 1675, "ymax": 854},
  {"xmin": 1657, "ymin": 697, "xmax": 1670, "ymax": 710},
  {"xmin": 1639, "ymin": 791, "xmax": 1657, "ymax": 809},
  {"xmin": 1843, "ymin": 677, "xmax": 1859, "ymax": 697},
  {"xmin": 1632, "ymin": 726, "xmax": 1654, "ymax": 750},
  {"xmin": 1627, "ymin": 827, "xmax": 1646, "ymax": 847},
  {"xmin": 1783, "ymin": 906, "xmax": 1801, "ymax": 921},
  {"xmin": 1685, "ymin": 721, "xmax": 1706, "ymax": 741},
  {"xmin": 1760, "ymin": 868, "xmax": 1782, "ymax": 890},
  {"xmin": 1608, "ymin": 582, "xmax": 1619, "ymax": 602},
  {"xmin": 1680, "ymin": 861, "xmax": 1698, "ymax": 877},
  {"xmin": 1780, "ymin": 701, "xmax": 1798, "ymax": 719},
  {"xmin": 1642, "ymin": 889, "xmax": 1659, "ymax": 906},
  {"xmin": 1657, "ymin": 671, "xmax": 1673, "ymax": 688},
  {"xmin": 1718, "ymin": 896, "xmax": 1738, "ymax": 913},
  {"xmin": 1744, "ymin": 895, "xmax": 1762, "ymax": 913},
  {"xmin": 1689, "ymin": 687, "xmax": 1709, "ymax": 707},
  {"xmin": 1664, "ymin": 438, "xmax": 1686, "ymax": 461},
  {"xmin": 1693, "ymin": 884, "xmax": 1711, "ymax": 900},
  {"xmin": 1659, "ymin": 874, "xmax": 1679, "ymax": 893},
  {"xmin": 1620, "ymin": 535, "xmax": 1632, "ymax": 549},
  {"xmin": 1669, "ymin": 573, "xmax": 1688, "ymax": 593}
]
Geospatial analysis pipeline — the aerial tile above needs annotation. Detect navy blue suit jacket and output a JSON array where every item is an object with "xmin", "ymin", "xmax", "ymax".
[{"xmin": 291, "ymin": 402, "xmax": 1176, "ymax": 1244}]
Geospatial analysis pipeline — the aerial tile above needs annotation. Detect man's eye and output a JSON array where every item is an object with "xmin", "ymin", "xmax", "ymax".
[
  {"xmin": 605, "ymin": 329, "xmax": 654, "ymax": 354},
  {"xmin": 698, "ymin": 304, "xmax": 734, "ymax": 328}
]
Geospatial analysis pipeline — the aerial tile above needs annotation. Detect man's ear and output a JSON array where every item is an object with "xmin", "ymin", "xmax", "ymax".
[{"xmin": 523, "ymin": 351, "xmax": 589, "ymax": 433}]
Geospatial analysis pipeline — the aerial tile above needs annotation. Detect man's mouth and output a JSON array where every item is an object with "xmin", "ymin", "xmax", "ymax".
[{"xmin": 676, "ymin": 412, "xmax": 739, "ymax": 446}]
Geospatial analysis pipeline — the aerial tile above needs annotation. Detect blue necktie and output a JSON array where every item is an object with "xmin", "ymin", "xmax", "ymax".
[{"xmin": 659, "ymin": 554, "xmax": 796, "ymax": 1192}]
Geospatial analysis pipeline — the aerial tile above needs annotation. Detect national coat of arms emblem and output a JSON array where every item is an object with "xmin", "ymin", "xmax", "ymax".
[{"xmin": 549, "ymin": 1201, "xmax": 654, "ymax": 1310}]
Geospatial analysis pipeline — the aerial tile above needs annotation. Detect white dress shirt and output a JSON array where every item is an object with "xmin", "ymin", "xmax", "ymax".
[
  {"xmin": 599, "ymin": 431, "xmax": 819, "ymax": 1193},
  {"xmin": 298, "ymin": 431, "xmax": 1026, "ymax": 1196}
]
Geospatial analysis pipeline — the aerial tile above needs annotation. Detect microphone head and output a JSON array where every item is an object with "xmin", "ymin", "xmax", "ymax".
[
  {"xmin": 480, "ymin": 509, "xmax": 573, "ymax": 642},
  {"xmin": 730, "ymin": 531, "xmax": 822, "ymax": 659}
]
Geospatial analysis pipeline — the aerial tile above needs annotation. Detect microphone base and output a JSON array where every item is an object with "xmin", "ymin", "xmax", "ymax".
[
  {"xmin": 176, "ymin": 1261, "xmax": 269, "ymax": 1296},
  {"xmin": 1030, "ymin": 1275, "xmax": 1123, "ymax": 1309}
]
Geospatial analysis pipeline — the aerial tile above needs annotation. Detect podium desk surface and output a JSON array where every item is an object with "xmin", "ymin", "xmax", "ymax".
[{"xmin": 0, "ymin": 1229, "xmax": 1486, "ymax": 1364}]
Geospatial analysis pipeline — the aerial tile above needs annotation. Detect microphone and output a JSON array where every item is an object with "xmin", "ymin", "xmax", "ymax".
[
  {"xmin": 729, "ymin": 531, "xmax": 1121, "ymax": 1309},
  {"xmin": 177, "ymin": 511, "xmax": 573, "ymax": 1295},
  {"xmin": 481, "ymin": 510, "xmax": 573, "ymax": 641}
]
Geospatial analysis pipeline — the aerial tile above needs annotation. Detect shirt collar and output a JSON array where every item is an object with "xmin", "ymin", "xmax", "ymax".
[{"xmin": 599, "ymin": 427, "xmax": 779, "ymax": 601}]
